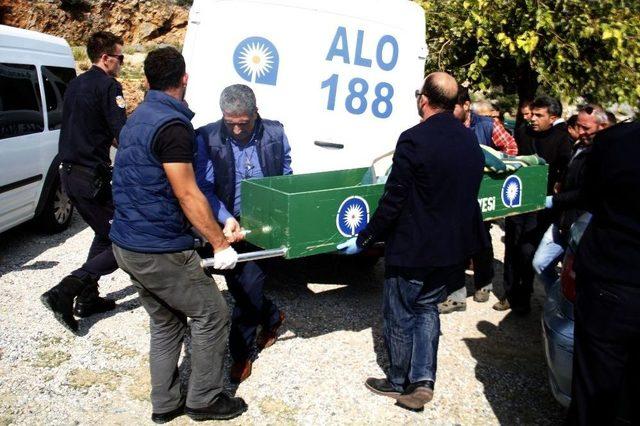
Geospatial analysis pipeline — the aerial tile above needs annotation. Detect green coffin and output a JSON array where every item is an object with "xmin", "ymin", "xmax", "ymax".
[{"xmin": 240, "ymin": 165, "xmax": 548, "ymax": 259}]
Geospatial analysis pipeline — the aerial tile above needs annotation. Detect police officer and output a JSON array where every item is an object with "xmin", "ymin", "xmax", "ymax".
[{"xmin": 40, "ymin": 31, "xmax": 127, "ymax": 333}]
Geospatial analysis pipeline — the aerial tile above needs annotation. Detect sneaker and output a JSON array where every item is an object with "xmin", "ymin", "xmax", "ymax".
[
  {"xmin": 40, "ymin": 275, "xmax": 82, "ymax": 333},
  {"xmin": 438, "ymin": 299, "xmax": 466, "ymax": 314},
  {"xmin": 364, "ymin": 377, "xmax": 401, "ymax": 398},
  {"xmin": 473, "ymin": 288, "xmax": 491, "ymax": 303},
  {"xmin": 73, "ymin": 296, "xmax": 116, "ymax": 317},
  {"xmin": 185, "ymin": 393, "xmax": 247, "ymax": 421},
  {"xmin": 492, "ymin": 299, "xmax": 511, "ymax": 311},
  {"xmin": 257, "ymin": 311, "xmax": 285, "ymax": 350},
  {"xmin": 151, "ymin": 399, "xmax": 185, "ymax": 424},
  {"xmin": 396, "ymin": 380, "xmax": 434, "ymax": 412}
]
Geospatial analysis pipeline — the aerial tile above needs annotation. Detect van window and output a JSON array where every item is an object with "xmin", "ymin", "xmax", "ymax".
[
  {"xmin": 41, "ymin": 66, "xmax": 76, "ymax": 130},
  {"xmin": 0, "ymin": 63, "xmax": 45, "ymax": 140}
]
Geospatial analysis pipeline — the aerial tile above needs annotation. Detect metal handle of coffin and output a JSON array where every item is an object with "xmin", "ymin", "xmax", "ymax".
[
  {"xmin": 200, "ymin": 247, "xmax": 288, "ymax": 268},
  {"xmin": 314, "ymin": 141, "xmax": 344, "ymax": 149}
]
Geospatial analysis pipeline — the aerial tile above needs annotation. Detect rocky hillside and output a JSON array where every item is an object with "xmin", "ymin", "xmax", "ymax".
[{"xmin": 0, "ymin": 0, "xmax": 189, "ymax": 46}]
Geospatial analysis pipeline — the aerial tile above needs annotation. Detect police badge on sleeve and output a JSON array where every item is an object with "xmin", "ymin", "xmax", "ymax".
[{"xmin": 115, "ymin": 95, "xmax": 126, "ymax": 109}]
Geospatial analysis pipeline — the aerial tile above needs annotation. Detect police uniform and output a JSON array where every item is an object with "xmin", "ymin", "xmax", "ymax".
[{"xmin": 41, "ymin": 65, "xmax": 126, "ymax": 332}]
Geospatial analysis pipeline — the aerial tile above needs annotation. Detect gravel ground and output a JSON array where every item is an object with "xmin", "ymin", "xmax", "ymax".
[{"xmin": 0, "ymin": 212, "xmax": 565, "ymax": 425}]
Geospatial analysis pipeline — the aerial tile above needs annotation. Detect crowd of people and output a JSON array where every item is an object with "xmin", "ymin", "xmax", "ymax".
[{"xmin": 37, "ymin": 31, "xmax": 638, "ymax": 425}]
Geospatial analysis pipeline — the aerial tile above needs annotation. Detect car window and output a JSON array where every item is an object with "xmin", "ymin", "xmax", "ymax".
[
  {"xmin": 41, "ymin": 66, "xmax": 76, "ymax": 130},
  {"xmin": 0, "ymin": 63, "xmax": 44, "ymax": 140}
]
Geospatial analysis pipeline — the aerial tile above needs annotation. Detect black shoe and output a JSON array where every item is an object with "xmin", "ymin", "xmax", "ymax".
[
  {"xmin": 185, "ymin": 393, "xmax": 247, "ymax": 421},
  {"xmin": 73, "ymin": 296, "xmax": 116, "ymax": 317},
  {"xmin": 41, "ymin": 275, "xmax": 82, "ymax": 333},
  {"xmin": 396, "ymin": 380, "xmax": 434, "ymax": 412},
  {"xmin": 151, "ymin": 400, "xmax": 185, "ymax": 424},
  {"xmin": 364, "ymin": 377, "xmax": 401, "ymax": 398}
]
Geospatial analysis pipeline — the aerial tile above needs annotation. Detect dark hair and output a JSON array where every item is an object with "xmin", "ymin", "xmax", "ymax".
[
  {"xmin": 519, "ymin": 99, "xmax": 533, "ymax": 110},
  {"xmin": 456, "ymin": 86, "xmax": 471, "ymax": 105},
  {"xmin": 567, "ymin": 114, "xmax": 578, "ymax": 127},
  {"xmin": 606, "ymin": 111, "xmax": 617, "ymax": 125},
  {"xmin": 86, "ymin": 31, "xmax": 123, "ymax": 63},
  {"xmin": 531, "ymin": 95, "xmax": 563, "ymax": 118},
  {"xmin": 421, "ymin": 74, "xmax": 457, "ymax": 111},
  {"xmin": 144, "ymin": 47, "xmax": 186, "ymax": 91}
]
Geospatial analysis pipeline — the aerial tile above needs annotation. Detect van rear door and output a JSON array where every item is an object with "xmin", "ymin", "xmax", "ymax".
[{"xmin": 183, "ymin": 0, "xmax": 427, "ymax": 174}]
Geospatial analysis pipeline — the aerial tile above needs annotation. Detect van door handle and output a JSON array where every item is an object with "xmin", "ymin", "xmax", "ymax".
[{"xmin": 314, "ymin": 141, "xmax": 344, "ymax": 149}]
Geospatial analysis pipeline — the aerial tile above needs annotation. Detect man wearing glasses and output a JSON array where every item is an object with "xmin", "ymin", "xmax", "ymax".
[
  {"xmin": 41, "ymin": 31, "xmax": 127, "ymax": 333},
  {"xmin": 195, "ymin": 84, "xmax": 291, "ymax": 383}
]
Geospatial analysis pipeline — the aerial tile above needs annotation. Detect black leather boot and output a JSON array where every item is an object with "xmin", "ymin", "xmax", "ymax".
[
  {"xmin": 73, "ymin": 279, "xmax": 116, "ymax": 317},
  {"xmin": 41, "ymin": 275, "xmax": 84, "ymax": 333}
]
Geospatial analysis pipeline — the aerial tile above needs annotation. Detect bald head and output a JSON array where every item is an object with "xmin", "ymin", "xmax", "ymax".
[{"xmin": 420, "ymin": 72, "xmax": 458, "ymax": 111}]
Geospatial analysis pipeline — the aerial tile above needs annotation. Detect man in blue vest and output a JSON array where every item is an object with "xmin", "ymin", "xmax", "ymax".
[
  {"xmin": 110, "ymin": 47, "xmax": 247, "ymax": 423},
  {"xmin": 195, "ymin": 84, "xmax": 292, "ymax": 384}
]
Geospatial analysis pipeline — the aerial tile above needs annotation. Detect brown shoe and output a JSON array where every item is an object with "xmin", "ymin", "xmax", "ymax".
[
  {"xmin": 257, "ymin": 311, "xmax": 285, "ymax": 351},
  {"xmin": 473, "ymin": 288, "xmax": 491, "ymax": 303},
  {"xmin": 230, "ymin": 359, "xmax": 252, "ymax": 383},
  {"xmin": 492, "ymin": 299, "xmax": 511, "ymax": 311}
]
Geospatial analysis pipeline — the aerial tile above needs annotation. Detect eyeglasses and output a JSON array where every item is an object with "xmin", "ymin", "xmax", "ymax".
[
  {"xmin": 106, "ymin": 54, "xmax": 125, "ymax": 64},
  {"xmin": 414, "ymin": 90, "xmax": 424, "ymax": 98}
]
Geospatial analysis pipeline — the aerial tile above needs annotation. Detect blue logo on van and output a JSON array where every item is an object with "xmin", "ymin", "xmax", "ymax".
[
  {"xmin": 233, "ymin": 37, "xmax": 279, "ymax": 86},
  {"xmin": 336, "ymin": 196, "xmax": 370, "ymax": 237},
  {"xmin": 501, "ymin": 175, "xmax": 523, "ymax": 208}
]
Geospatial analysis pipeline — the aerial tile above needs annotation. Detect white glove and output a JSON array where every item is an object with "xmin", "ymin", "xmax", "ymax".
[
  {"xmin": 213, "ymin": 246, "xmax": 238, "ymax": 270},
  {"xmin": 545, "ymin": 195, "xmax": 553, "ymax": 209}
]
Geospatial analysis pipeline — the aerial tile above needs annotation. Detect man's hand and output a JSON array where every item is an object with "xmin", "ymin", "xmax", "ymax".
[
  {"xmin": 223, "ymin": 218, "xmax": 245, "ymax": 243},
  {"xmin": 213, "ymin": 246, "xmax": 238, "ymax": 269},
  {"xmin": 336, "ymin": 237, "xmax": 362, "ymax": 255}
]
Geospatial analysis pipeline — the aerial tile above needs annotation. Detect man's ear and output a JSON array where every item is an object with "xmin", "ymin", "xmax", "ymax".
[
  {"xmin": 182, "ymin": 72, "xmax": 189, "ymax": 87},
  {"xmin": 144, "ymin": 78, "xmax": 150, "ymax": 90}
]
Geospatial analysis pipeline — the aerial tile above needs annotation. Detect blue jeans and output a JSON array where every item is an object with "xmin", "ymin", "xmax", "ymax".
[
  {"xmin": 383, "ymin": 267, "xmax": 454, "ymax": 391},
  {"xmin": 532, "ymin": 224, "xmax": 566, "ymax": 292}
]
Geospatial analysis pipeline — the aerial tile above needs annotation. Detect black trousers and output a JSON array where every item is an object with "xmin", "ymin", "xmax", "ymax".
[
  {"xmin": 472, "ymin": 222, "xmax": 494, "ymax": 290},
  {"xmin": 60, "ymin": 166, "xmax": 118, "ymax": 298},
  {"xmin": 568, "ymin": 277, "xmax": 640, "ymax": 425},
  {"xmin": 503, "ymin": 212, "xmax": 542, "ymax": 307}
]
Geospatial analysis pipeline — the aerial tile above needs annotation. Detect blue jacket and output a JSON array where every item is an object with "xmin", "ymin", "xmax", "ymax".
[
  {"xmin": 470, "ymin": 112, "xmax": 494, "ymax": 148},
  {"xmin": 195, "ymin": 117, "xmax": 290, "ymax": 220},
  {"xmin": 110, "ymin": 90, "xmax": 195, "ymax": 253}
]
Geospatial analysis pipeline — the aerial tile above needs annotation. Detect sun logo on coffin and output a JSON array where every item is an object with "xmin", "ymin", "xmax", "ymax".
[
  {"xmin": 501, "ymin": 175, "xmax": 523, "ymax": 208},
  {"xmin": 337, "ymin": 196, "xmax": 370, "ymax": 237}
]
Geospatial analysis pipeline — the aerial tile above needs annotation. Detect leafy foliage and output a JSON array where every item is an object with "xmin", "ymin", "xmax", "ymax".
[{"xmin": 418, "ymin": 0, "xmax": 640, "ymax": 105}]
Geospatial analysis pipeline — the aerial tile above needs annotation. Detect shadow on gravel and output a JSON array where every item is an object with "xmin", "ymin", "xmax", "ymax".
[
  {"xmin": 464, "ymin": 310, "xmax": 566, "ymax": 424},
  {"xmin": 0, "ymin": 211, "xmax": 88, "ymax": 277},
  {"xmin": 74, "ymin": 286, "xmax": 141, "ymax": 336}
]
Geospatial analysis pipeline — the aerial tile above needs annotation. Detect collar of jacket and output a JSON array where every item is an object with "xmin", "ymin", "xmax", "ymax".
[{"xmin": 144, "ymin": 90, "xmax": 195, "ymax": 121}]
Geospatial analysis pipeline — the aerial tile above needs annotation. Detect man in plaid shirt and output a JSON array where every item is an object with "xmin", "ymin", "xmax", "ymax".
[{"xmin": 439, "ymin": 87, "xmax": 518, "ymax": 314}]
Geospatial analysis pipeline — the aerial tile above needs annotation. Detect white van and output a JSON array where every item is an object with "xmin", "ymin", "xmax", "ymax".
[
  {"xmin": 0, "ymin": 25, "xmax": 76, "ymax": 234},
  {"xmin": 182, "ymin": 0, "xmax": 427, "ymax": 174}
]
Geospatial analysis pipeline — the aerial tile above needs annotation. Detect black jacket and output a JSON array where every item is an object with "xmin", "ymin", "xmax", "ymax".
[
  {"xmin": 59, "ymin": 66, "xmax": 127, "ymax": 169},
  {"xmin": 357, "ymin": 112, "xmax": 487, "ymax": 269},
  {"xmin": 515, "ymin": 122, "xmax": 572, "ymax": 194},
  {"xmin": 552, "ymin": 142, "xmax": 592, "ymax": 233},
  {"xmin": 575, "ymin": 122, "xmax": 640, "ymax": 288}
]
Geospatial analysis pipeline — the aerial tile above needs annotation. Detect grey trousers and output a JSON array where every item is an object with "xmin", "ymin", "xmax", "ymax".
[{"xmin": 113, "ymin": 246, "xmax": 230, "ymax": 413}]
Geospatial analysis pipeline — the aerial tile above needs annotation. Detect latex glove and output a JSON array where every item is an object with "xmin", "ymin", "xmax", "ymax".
[
  {"xmin": 213, "ymin": 246, "xmax": 238, "ymax": 270},
  {"xmin": 336, "ymin": 237, "xmax": 362, "ymax": 255},
  {"xmin": 223, "ymin": 218, "xmax": 244, "ymax": 243},
  {"xmin": 545, "ymin": 195, "xmax": 553, "ymax": 209}
]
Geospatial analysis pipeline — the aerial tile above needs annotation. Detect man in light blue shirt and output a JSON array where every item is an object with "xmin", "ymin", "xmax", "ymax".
[{"xmin": 195, "ymin": 84, "xmax": 291, "ymax": 383}]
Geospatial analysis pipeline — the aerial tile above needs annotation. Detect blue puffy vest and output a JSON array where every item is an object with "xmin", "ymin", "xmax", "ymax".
[
  {"xmin": 110, "ymin": 90, "xmax": 195, "ymax": 253},
  {"xmin": 196, "ymin": 117, "xmax": 286, "ymax": 214},
  {"xmin": 470, "ymin": 112, "xmax": 495, "ymax": 149}
]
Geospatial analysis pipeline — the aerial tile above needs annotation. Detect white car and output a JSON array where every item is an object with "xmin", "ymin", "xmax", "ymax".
[{"xmin": 0, "ymin": 25, "xmax": 76, "ymax": 234}]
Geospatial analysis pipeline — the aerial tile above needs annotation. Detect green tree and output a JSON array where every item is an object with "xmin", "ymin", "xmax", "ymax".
[{"xmin": 418, "ymin": 0, "xmax": 640, "ymax": 106}]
